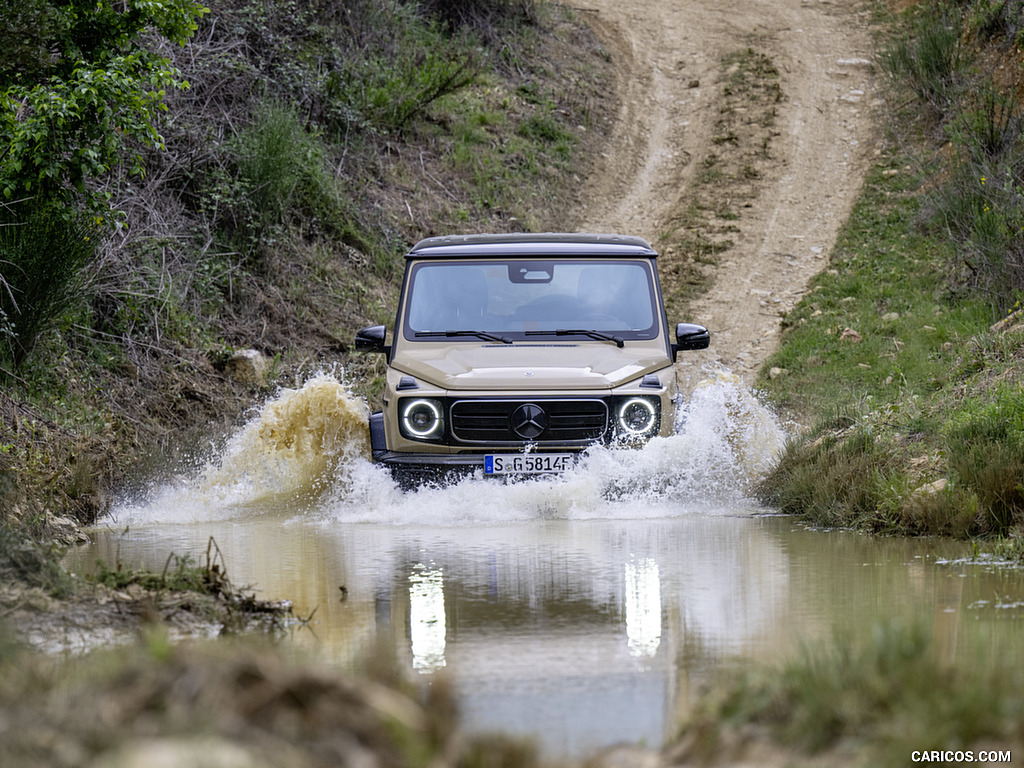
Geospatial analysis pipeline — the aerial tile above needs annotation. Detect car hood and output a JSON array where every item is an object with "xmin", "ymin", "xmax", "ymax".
[{"xmin": 393, "ymin": 343, "xmax": 671, "ymax": 391}]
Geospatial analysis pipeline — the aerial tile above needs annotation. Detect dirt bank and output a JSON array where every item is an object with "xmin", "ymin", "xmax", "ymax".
[{"xmin": 568, "ymin": 0, "xmax": 878, "ymax": 387}]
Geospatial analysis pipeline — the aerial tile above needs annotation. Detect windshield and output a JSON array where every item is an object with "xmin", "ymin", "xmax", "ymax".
[{"xmin": 403, "ymin": 259, "xmax": 659, "ymax": 341}]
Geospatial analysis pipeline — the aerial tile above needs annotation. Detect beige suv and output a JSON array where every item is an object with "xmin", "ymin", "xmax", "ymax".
[{"xmin": 354, "ymin": 233, "xmax": 709, "ymax": 486}]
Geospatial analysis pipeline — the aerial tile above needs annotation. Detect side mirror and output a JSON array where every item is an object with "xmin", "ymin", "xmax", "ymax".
[
  {"xmin": 355, "ymin": 325, "xmax": 390, "ymax": 355},
  {"xmin": 673, "ymin": 322, "xmax": 710, "ymax": 360}
]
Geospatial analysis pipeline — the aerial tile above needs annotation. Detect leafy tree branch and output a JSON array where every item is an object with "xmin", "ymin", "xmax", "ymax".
[{"xmin": 0, "ymin": 0, "xmax": 209, "ymax": 213}]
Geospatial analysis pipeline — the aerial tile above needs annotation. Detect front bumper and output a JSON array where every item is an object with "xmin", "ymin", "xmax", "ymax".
[{"xmin": 375, "ymin": 451, "xmax": 496, "ymax": 470}]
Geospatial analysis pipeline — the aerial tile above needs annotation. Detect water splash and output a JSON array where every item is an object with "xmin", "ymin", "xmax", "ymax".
[
  {"xmin": 324, "ymin": 366, "xmax": 787, "ymax": 524},
  {"xmin": 106, "ymin": 367, "xmax": 786, "ymax": 527},
  {"xmin": 108, "ymin": 374, "xmax": 369, "ymax": 524}
]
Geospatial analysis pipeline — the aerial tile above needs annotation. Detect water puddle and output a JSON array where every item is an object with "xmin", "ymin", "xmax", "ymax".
[{"xmin": 70, "ymin": 369, "xmax": 1024, "ymax": 759}]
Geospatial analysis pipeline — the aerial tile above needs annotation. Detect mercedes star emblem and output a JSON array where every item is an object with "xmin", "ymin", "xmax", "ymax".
[{"xmin": 511, "ymin": 403, "xmax": 547, "ymax": 439}]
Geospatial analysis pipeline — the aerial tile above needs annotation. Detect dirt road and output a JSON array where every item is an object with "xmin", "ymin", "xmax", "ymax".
[{"xmin": 569, "ymin": 0, "xmax": 878, "ymax": 387}]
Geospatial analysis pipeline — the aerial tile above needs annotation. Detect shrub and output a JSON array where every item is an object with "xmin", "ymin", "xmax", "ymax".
[
  {"xmin": 928, "ymin": 158, "xmax": 1024, "ymax": 308},
  {"xmin": 418, "ymin": 0, "xmax": 541, "ymax": 35},
  {"xmin": 208, "ymin": 101, "xmax": 388, "ymax": 272},
  {"xmin": 680, "ymin": 621, "xmax": 1024, "ymax": 765},
  {"xmin": 337, "ymin": 5, "xmax": 479, "ymax": 133},
  {"xmin": 0, "ymin": 0, "xmax": 207, "ymax": 213},
  {"xmin": 205, "ymin": 0, "xmax": 482, "ymax": 136},
  {"xmin": 232, "ymin": 102, "xmax": 329, "ymax": 248},
  {"xmin": 757, "ymin": 423, "xmax": 899, "ymax": 530},
  {"xmin": 879, "ymin": 2, "xmax": 964, "ymax": 116},
  {"xmin": 945, "ymin": 388, "xmax": 1024, "ymax": 534},
  {"xmin": 0, "ymin": 203, "xmax": 94, "ymax": 368},
  {"xmin": 0, "ymin": 522, "xmax": 74, "ymax": 597}
]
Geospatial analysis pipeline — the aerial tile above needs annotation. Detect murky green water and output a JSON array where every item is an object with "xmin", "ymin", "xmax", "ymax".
[{"xmin": 67, "ymin": 374, "xmax": 1024, "ymax": 759}]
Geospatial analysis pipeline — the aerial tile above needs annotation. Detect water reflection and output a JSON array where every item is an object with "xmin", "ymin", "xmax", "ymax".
[
  {"xmin": 409, "ymin": 564, "xmax": 446, "ymax": 671},
  {"xmin": 68, "ymin": 513, "xmax": 1024, "ymax": 759},
  {"xmin": 625, "ymin": 557, "xmax": 661, "ymax": 659}
]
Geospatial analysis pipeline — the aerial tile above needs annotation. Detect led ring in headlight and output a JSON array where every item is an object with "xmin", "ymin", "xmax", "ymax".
[
  {"xmin": 402, "ymin": 399, "xmax": 443, "ymax": 439},
  {"xmin": 618, "ymin": 397, "xmax": 658, "ymax": 436}
]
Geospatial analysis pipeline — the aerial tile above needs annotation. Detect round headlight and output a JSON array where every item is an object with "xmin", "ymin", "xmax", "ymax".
[
  {"xmin": 618, "ymin": 397, "xmax": 657, "ymax": 436},
  {"xmin": 402, "ymin": 399, "xmax": 443, "ymax": 439}
]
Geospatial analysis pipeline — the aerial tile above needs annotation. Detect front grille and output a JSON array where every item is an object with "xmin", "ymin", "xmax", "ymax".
[{"xmin": 450, "ymin": 399, "xmax": 608, "ymax": 444}]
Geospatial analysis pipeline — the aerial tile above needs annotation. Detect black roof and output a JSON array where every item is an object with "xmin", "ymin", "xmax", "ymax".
[{"xmin": 407, "ymin": 233, "xmax": 657, "ymax": 259}]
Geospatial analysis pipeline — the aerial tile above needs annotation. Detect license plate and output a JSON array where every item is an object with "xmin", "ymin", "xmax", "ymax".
[{"xmin": 484, "ymin": 453, "xmax": 573, "ymax": 475}]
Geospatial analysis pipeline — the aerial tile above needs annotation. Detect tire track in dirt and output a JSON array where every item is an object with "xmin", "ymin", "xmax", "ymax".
[{"xmin": 569, "ymin": 0, "xmax": 878, "ymax": 388}]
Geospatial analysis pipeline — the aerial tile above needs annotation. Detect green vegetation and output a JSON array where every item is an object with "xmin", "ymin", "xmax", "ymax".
[
  {"xmin": 0, "ymin": 521, "xmax": 74, "ymax": 598},
  {"xmin": 676, "ymin": 621, "xmax": 1024, "ymax": 767},
  {"xmin": 689, "ymin": 7, "xmax": 1024, "ymax": 752},
  {"xmin": 757, "ymin": 0, "xmax": 1024, "ymax": 543},
  {"xmin": 625, "ymin": 8, "xmax": 1024, "ymax": 761},
  {"xmin": 4, "ymin": 3, "xmax": 1024, "ymax": 765},
  {"xmin": 91, "ymin": 548, "xmax": 215, "ymax": 594},
  {"xmin": 0, "ymin": 0, "xmax": 209, "ymax": 209},
  {"xmin": 0, "ymin": 205, "xmax": 96, "ymax": 367}
]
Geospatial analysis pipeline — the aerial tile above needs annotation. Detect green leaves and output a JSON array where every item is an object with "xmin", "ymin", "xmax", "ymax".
[{"xmin": 0, "ymin": 0, "xmax": 208, "ymax": 213}]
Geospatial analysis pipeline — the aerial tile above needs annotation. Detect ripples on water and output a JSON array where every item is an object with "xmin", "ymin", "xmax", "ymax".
[{"xmin": 108, "ymin": 367, "xmax": 788, "ymax": 527}]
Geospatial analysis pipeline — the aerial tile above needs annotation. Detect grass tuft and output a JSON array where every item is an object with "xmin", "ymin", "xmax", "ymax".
[
  {"xmin": 677, "ymin": 621, "xmax": 1024, "ymax": 767},
  {"xmin": 0, "ymin": 203, "xmax": 94, "ymax": 369}
]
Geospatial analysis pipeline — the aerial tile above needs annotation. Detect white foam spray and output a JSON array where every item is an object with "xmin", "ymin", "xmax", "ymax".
[
  {"xmin": 108, "ymin": 374, "xmax": 370, "ymax": 525},
  {"xmin": 105, "ymin": 367, "xmax": 786, "ymax": 527}
]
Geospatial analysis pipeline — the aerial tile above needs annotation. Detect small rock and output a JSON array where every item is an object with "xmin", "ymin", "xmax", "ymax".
[
  {"xmin": 912, "ymin": 478, "xmax": 948, "ymax": 499},
  {"xmin": 48, "ymin": 515, "xmax": 89, "ymax": 546},
  {"xmin": 991, "ymin": 308, "xmax": 1024, "ymax": 332},
  {"xmin": 769, "ymin": 366, "xmax": 786, "ymax": 379},
  {"xmin": 224, "ymin": 349, "xmax": 269, "ymax": 385},
  {"xmin": 882, "ymin": 312, "xmax": 900, "ymax": 322},
  {"xmin": 840, "ymin": 327, "xmax": 862, "ymax": 343}
]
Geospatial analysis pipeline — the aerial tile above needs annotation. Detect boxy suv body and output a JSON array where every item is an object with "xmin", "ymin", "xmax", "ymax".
[{"xmin": 354, "ymin": 233, "xmax": 710, "ymax": 486}]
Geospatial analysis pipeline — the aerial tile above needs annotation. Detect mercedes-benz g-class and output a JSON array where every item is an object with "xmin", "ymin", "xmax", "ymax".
[{"xmin": 354, "ymin": 233, "xmax": 710, "ymax": 486}]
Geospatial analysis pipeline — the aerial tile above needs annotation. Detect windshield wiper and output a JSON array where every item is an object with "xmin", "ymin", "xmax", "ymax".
[
  {"xmin": 415, "ymin": 330, "xmax": 513, "ymax": 344},
  {"xmin": 524, "ymin": 329, "xmax": 625, "ymax": 347}
]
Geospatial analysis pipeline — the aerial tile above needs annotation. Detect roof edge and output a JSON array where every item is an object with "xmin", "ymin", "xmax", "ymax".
[{"xmin": 408, "ymin": 232, "xmax": 656, "ymax": 258}]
